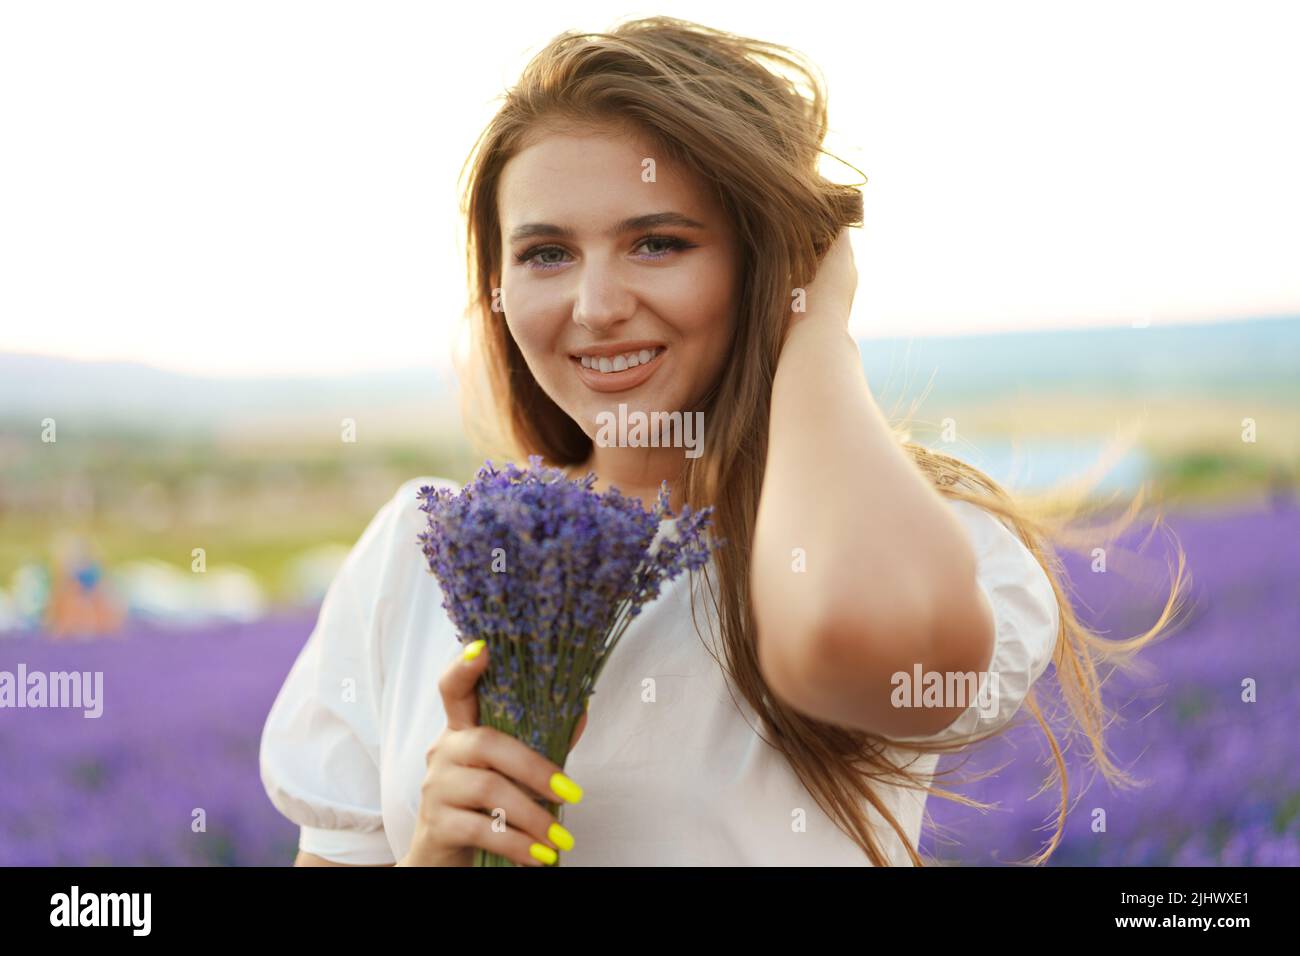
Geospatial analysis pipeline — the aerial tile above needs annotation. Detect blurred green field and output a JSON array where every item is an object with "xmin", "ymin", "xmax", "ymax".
[
  {"xmin": 0, "ymin": 434, "xmax": 484, "ymax": 603},
  {"xmin": 2, "ymin": 389, "xmax": 1295, "ymax": 603}
]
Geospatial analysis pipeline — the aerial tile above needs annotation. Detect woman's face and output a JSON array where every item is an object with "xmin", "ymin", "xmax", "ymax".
[{"xmin": 496, "ymin": 127, "xmax": 740, "ymax": 443}]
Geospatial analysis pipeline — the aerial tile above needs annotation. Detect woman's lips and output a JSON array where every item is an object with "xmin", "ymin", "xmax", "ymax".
[{"xmin": 571, "ymin": 348, "xmax": 666, "ymax": 393}]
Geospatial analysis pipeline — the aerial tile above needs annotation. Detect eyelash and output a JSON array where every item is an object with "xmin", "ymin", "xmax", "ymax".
[{"xmin": 513, "ymin": 235, "xmax": 697, "ymax": 271}]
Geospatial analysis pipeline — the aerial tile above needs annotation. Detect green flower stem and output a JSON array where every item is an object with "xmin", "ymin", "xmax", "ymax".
[{"xmin": 472, "ymin": 687, "xmax": 580, "ymax": 868}]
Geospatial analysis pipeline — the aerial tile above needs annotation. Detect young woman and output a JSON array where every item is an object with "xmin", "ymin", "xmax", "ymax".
[{"xmin": 260, "ymin": 16, "xmax": 1184, "ymax": 867}]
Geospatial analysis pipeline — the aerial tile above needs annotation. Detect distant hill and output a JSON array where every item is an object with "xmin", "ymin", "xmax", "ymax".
[
  {"xmin": 1, "ymin": 315, "xmax": 1295, "ymax": 432},
  {"xmin": 0, "ymin": 354, "xmax": 457, "ymax": 435},
  {"xmin": 856, "ymin": 314, "xmax": 1300, "ymax": 404}
]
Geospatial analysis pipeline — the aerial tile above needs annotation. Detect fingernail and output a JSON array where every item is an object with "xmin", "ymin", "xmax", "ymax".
[
  {"xmin": 584, "ymin": 696, "xmax": 591, "ymax": 712},
  {"xmin": 462, "ymin": 639, "xmax": 486, "ymax": 662},
  {"xmin": 548, "ymin": 822, "xmax": 575, "ymax": 852},
  {"xmin": 549, "ymin": 771, "xmax": 583, "ymax": 804},
  {"xmin": 529, "ymin": 842, "xmax": 558, "ymax": 865}
]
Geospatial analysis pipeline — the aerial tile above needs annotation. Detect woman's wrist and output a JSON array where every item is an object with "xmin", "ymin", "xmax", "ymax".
[{"xmin": 780, "ymin": 312, "xmax": 859, "ymax": 363}]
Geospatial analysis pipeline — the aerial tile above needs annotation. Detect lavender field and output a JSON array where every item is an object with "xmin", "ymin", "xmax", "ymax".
[
  {"xmin": 1, "ymin": 502, "xmax": 1296, "ymax": 866},
  {"xmin": 921, "ymin": 500, "xmax": 1300, "ymax": 865},
  {"xmin": 0, "ymin": 612, "xmax": 312, "ymax": 866}
]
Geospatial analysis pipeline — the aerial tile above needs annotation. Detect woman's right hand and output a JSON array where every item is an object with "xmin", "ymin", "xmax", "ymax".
[{"xmin": 398, "ymin": 640, "xmax": 588, "ymax": 867}]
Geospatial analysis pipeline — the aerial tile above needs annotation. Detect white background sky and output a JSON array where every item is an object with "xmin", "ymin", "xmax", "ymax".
[{"xmin": 2, "ymin": 0, "xmax": 1297, "ymax": 377}]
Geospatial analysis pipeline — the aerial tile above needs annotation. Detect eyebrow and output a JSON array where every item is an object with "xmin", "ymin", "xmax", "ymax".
[{"xmin": 507, "ymin": 211, "xmax": 707, "ymax": 244}]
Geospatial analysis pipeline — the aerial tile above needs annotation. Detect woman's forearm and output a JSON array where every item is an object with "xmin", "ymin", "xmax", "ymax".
[{"xmin": 751, "ymin": 316, "xmax": 994, "ymax": 735}]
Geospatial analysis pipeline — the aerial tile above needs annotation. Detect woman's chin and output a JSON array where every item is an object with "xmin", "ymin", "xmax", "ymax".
[{"xmin": 571, "ymin": 391, "xmax": 671, "ymax": 423}]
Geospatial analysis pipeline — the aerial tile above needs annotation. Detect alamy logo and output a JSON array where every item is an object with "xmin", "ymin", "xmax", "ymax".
[
  {"xmin": 594, "ymin": 404, "xmax": 704, "ymax": 458},
  {"xmin": 890, "ymin": 664, "xmax": 1000, "ymax": 718},
  {"xmin": 50, "ymin": 886, "xmax": 151, "ymax": 935},
  {"xmin": 0, "ymin": 666, "xmax": 103, "ymax": 718}
]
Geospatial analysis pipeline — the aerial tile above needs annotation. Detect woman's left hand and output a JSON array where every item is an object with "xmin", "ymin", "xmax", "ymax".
[{"xmin": 782, "ymin": 226, "xmax": 858, "ymax": 348}]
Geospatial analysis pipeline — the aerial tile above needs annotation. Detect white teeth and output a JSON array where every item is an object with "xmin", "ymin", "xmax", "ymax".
[{"xmin": 578, "ymin": 347, "xmax": 663, "ymax": 373}]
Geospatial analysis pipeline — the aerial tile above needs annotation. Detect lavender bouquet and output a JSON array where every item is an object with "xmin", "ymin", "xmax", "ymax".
[{"xmin": 415, "ymin": 455, "xmax": 721, "ymax": 867}]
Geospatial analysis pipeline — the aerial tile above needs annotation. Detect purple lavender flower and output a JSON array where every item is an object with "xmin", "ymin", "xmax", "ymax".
[{"xmin": 415, "ymin": 455, "xmax": 722, "ymax": 866}]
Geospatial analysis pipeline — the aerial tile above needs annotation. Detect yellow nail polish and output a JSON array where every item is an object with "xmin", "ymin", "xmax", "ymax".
[
  {"xmin": 550, "ymin": 771, "xmax": 583, "ymax": 804},
  {"xmin": 584, "ymin": 696, "xmax": 591, "ymax": 712},
  {"xmin": 548, "ymin": 822, "xmax": 575, "ymax": 852},
  {"xmin": 529, "ymin": 842, "xmax": 558, "ymax": 865},
  {"xmin": 462, "ymin": 639, "xmax": 486, "ymax": 662}
]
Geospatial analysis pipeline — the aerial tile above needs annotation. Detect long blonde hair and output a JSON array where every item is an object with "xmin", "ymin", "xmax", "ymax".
[{"xmin": 452, "ymin": 15, "xmax": 1190, "ymax": 865}]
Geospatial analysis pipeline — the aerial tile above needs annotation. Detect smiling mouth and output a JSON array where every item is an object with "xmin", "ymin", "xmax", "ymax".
[
  {"xmin": 569, "ymin": 346, "xmax": 667, "ymax": 392},
  {"xmin": 572, "ymin": 346, "xmax": 666, "ymax": 374}
]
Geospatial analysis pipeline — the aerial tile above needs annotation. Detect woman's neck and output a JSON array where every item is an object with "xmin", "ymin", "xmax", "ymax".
[{"xmin": 563, "ymin": 448, "xmax": 688, "ymax": 514}]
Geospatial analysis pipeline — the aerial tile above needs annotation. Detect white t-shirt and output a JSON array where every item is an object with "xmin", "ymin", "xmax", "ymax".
[{"xmin": 259, "ymin": 475, "xmax": 1059, "ymax": 866}]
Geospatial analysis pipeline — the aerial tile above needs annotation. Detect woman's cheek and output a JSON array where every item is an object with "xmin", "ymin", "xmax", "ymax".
[{"xmin": 504, "ymin": 304, "xmax": 544, "ymax": 353}]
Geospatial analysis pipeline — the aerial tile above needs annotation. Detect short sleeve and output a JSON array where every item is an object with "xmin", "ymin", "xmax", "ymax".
[
  {"xmin": 258, "ymin": 476, "xmax": 441, "ymax": 864},
  {"xmin": 889, "ymin": 497, "xmax": 1061, "ymax": 745}
]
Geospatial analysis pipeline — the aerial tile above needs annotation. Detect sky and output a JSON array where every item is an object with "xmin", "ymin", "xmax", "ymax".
[{"xmin": 1, "ymin": 0, "xmax": 1297, "ymax": 377}]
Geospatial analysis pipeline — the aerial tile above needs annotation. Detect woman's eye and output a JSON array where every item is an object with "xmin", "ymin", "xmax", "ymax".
[
  {"xmin": 522, "ymin": 247, "xmax": 570, "ymax": 268},
  {"xmin": 515, "ymin": 235, "xmax": 695, "ymax": 271},
  {"xmin": 637, "ymin": 236, "xmax": 682, "ymax": 256}
]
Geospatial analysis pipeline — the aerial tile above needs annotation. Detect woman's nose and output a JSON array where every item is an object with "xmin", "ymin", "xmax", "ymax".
[{"xmin": 571, "ymin": 265, "xmax": 635, "ymax": 331}]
